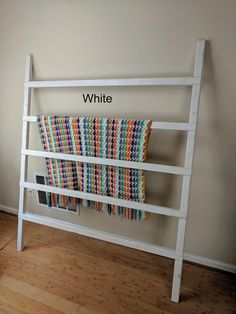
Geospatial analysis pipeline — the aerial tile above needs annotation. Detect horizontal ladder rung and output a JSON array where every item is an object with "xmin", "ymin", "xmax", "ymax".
[
  {"xmin": 21, "ymin": 181, "xmax": 183, "ymax": 218},
  {"xmin": 152, "ymin": 122, "xmax": 195, "ymax": 131},
  {"xmin": 25, "ymin": 77, "xmax": 199, "ymax": 88},
  {"xmin": 22, "ymin": 149, "xmax": 191, "ymax": 175},
  {"xmin": 23, "ymin": 116, "xmax": 196, "ymax": 131},
  {"xmin": 19, "ymin": 212, "xmax": 180, "ymax": 259}
]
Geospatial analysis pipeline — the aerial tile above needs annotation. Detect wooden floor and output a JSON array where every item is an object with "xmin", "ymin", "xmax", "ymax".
[{"xmin": 0, "ymin": 212, "xmax": 235, "ymax": 314}]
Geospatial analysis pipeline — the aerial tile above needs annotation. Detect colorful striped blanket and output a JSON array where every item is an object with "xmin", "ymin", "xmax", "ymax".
[{"xmin": 37, "ymin": 116, "xmax": 152, "ymax": 221}]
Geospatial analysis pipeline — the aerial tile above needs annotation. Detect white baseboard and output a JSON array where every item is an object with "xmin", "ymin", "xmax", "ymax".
[
  {"xmin": 184, "ymin": 253, "xmax": 236, "ymax": 274},
  {"xmin": 0, "ymin": 204, "xmax": 18, "ymax": 215},
  {"xmin": 0, "ymin": 204, "xmax": 235, "ymax": 274}
]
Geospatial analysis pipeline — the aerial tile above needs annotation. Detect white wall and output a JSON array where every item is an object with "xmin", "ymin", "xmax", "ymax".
[{"xmin": 0, "ymin": 0, "xmax": 235, "ymax": 265}]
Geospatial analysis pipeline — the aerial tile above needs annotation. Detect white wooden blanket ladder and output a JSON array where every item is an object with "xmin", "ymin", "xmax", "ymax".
[{"xmin": 17, "ymin": 39, "xmax": 205, "ymax": 302}]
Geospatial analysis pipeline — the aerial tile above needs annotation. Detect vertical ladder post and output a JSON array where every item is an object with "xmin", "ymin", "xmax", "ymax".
[
  {"xmin": 17, "ymin": 54, "xmax": 33, "ymax": 251},
  {"xmin": 171, "ymin": 40, "xmax": 205, "ymax": 302}
]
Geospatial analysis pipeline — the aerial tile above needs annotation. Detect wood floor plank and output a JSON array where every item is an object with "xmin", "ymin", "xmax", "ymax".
[
  {"xmin": 0, "ymin": 285, "xmax": 61, "ymax": 314},
  {"xmin": 0, "ymin": 212, "xmax": 235, "ymax": 314}
]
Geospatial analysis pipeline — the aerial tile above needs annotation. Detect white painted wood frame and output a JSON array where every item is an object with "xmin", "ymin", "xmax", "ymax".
[{"xmin": 17, "ymin": 39, "xmax": 205, "ymax": 302}]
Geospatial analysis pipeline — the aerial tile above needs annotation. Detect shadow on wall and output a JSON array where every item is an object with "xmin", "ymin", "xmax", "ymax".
[
  {"xmin": 146, "ymin": 130, "xmax": 185, "ymax": 207},
  {"xmin": 201, "ymin": 41, "xmax": 236, "ymax": 254}
]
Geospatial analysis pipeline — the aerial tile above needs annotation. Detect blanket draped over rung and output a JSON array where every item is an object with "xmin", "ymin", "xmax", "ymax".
[{"xmin": 37, "ymin": 116, "xmax": 152, "ymax": 221}]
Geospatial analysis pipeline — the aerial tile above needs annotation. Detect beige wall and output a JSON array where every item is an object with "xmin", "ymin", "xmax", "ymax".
[{"xmin": 0, "ymin": 0, "xmax": 235, "ymax": 265}]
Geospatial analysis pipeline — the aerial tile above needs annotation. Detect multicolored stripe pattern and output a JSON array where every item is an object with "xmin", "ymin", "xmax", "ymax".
[{"xmin": 37, "ymin": 116, "xmax": 152, "ymax": 221}]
